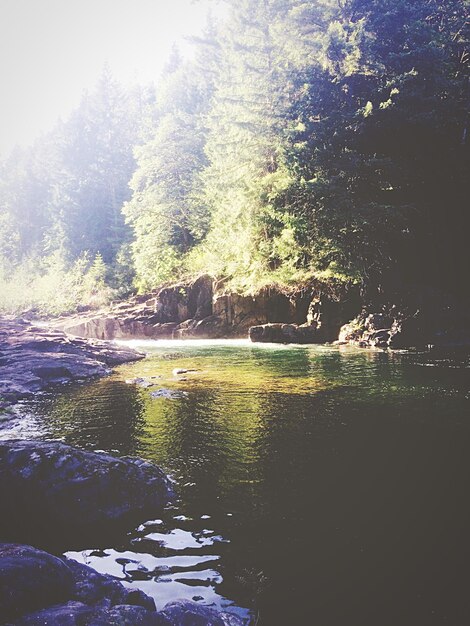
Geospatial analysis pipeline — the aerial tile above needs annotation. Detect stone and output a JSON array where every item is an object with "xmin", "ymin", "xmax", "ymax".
[
  {"xmin": 0, "ymin": 440, "xmax": 174, "ymax": 548},
  {"xmin": 65, "ymin": 558, "xmax": 155, "ymax": 610},
  {"xmin": 306, "ymin": 294, "xmax": 360, "ymax": 343},
  {"xmin": 0, "ymin": 543, "xmax": 163, "ymax": 625},
  {"xmin": 150, "ymin": 389, "xmax": 188, "ymax": 399},
  {"xmin": 158, "ymin": 600, "xmax": 244, "ymax": 626},
  {"xmin": 249, "ymin": 323, "xmax": 320, "ymax": 344},
  {"xmin": 0, "ymin": 543, "xmax": 74, "ymax": 623},
  {"xmin": 0, "ymin": 544, "xmax": 242, "ymax": 626},
  {"xmin": 0, "ymin": 318, "xmax": 144, "ymax": 405},
  {"xmin": 10, "ymin": 602, "xmax": 166, "ymax": 626},
  {"xmin": 173, "ymin": 316, "xmax": 228, "ymax": 339}
]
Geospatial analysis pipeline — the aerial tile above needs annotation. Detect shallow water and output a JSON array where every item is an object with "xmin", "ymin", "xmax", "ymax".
[{"xmin": 15, "ymin": 341, "xmax": 470, "ymax": 625}]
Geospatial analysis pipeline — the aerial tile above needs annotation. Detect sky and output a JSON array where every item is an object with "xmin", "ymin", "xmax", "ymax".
[{"xmin": 0, "ymin": 0, "xmax": 228, "ymax": 158}]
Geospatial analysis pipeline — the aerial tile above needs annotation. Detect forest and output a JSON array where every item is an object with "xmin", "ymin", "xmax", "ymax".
[{"xmin": 1, "ymin": 0, "xmax": 468, "ymax": 315}]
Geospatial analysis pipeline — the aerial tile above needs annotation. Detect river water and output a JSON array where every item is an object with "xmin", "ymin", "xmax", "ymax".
[{"xmin": 14, "ymin": 340, "xmax": 470, "ymax": 625}]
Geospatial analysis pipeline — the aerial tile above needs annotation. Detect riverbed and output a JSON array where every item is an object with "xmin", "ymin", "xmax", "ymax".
[{"xmin": 7, "ymin": 340, "xmax": 470, "ymax": 625}]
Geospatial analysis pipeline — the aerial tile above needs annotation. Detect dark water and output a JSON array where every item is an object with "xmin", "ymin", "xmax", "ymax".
[{"xmin": 15, "ymin": 340, "xmax": 470, "ymax": 625}]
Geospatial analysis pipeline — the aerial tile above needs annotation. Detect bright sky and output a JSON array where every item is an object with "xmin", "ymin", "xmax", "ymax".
[{"xmin": 0, "ymin": 0, "xmax": 227, "ymax": 158}]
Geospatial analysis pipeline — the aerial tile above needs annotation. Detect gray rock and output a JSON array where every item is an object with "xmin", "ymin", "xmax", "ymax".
[
  {"xmin": 0, "ymin": 543, "xmax": 74, "ymax": 623},
  {"xmin": 249, "ymin": 323, "xmax": 320, "ymax": 344},
  {"xmin": 158, "ymin": 600, "xmax": 244, "ymax": 626},
  {"xmin": 0, "ymin": 440, "xmax": 174, "ymax": 548},
  {"xmin": 150, "ymin": 389, "xmax": 188, "ymax": 400},
  {"xmin": 0, "ymin": 318, "xmax": 144, "ymax": 405},
  {"xmin": 0, "ymin": 544, "xmax": 243, "ymax": 626},
  {"xmin": 10, "ymin": 602, "xmax": 166, "ymax": 626},
  {"xmin": 0, "ymin": 543, "xmax": 162, "ymax": 625}
]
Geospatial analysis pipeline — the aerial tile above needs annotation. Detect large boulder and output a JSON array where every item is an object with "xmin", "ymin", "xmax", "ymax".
[
  {"xmin": 0, "ymin": 543, "xmax": 158, "ymax": 625},
  {"xmin": 0, "ymin": 543, "xmax": 75, "ymax": 623},
  {"xmin": 249, "ymin": 323, "xmax": 320, "ymax": 344},
  {"xmin": 338, "ymin": 310, "xmax": 427, "ymax": 349},
  {"xmin": 153, "ymin": 276, "xmax": 214, "ymax": 325},
  {"xmin": 0, "ymin": 441, "xmax": 174, "ymax": 548}
]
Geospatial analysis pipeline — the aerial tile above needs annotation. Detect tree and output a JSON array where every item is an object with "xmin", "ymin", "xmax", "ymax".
[
  {"xmin": 47, "ymin": 67, "xmax": 146, "ymax": 266},
  {"xmin": 124, "ymin": 32, "xmax": 220, "ymax": 290}
]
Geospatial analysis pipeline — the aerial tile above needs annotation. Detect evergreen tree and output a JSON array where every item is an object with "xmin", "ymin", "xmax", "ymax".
[
  {"xmin": 47, "ymin": 67, "xmax": 146, "ymax": 266},
  {"xmin": 124, "ymin": 33, "xmax": 220, "ymax": 290}
]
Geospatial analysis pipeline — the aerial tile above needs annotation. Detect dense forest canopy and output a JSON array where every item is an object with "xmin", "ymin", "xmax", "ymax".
[{"xmin": 1, "ymin": 0, "xmax": 468, "ymax": 314}]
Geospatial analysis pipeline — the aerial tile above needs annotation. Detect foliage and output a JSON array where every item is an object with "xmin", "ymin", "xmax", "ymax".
[
  {"xmin": 0, "ymin": 252, "xmax": 113, "ymax": 316},
  {"xmin": 1, "ymin": 0, "xmax": 468, "ymax": 311}
]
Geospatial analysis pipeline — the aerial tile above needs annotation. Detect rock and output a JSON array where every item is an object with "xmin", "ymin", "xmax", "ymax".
[
  {"xmin": 0, "ymin": 543, "xmax": 74, "ymax": 623},
  {"xmin": 172, "ymin": 368, "xmax": 197, "ymax": 376},
  {"xmin": 54, "ymin": 280, "xmax": 316, "ymax": 341},
  {"xmin": 249, "ymin": 323, "xmax": 320, "ymax": 344},
  {"xmin": 338, "ymin": 308, "xmax": 429, "ymax": 349},
  {"xmin": 0, "ymin": 543, "xmax": 163, "ymax": 625},
  {"xmin": 173, "ymin": 315, "xmax": 228, "ymax": 339},
  {"xmin": 388, "ymin": 314, "xmax": 426, "ymax": 348},
  {"xmin": 64, "ymin": 559, "xmax": 155, "ymax": 610},
  {"xmin": 0, "ymin": 544, "xmax": 242, "ymax": 626},
  {"xmin": 306, "ymin": 293, "xmax": 361, "ymax": 342},
  {"xmin": 10, "ymin": 602, "xmax": 166, "ymax": 626},
  {"xmin": 153, "ymin": 276, "xmax": 214, "ymax": 326},
  {"xmin": 0, "ymin": 440, "xmax": 174, "ymax": 548},
  {"xmin": 186, "ymin": 275, "xmax": 213, "ymax": 320},
  {"xmin": 150, "ymin": 389, "xmax": 188, "ymax": 399},
  {"xmin": 125, "ymin": 377, "xmax": 155, "ymax": 388},
  {"xmin": 158, "ymin": 600, "xmax": 244, "ymax": 626},
  {"xmin": 0, "ymin": 318, "xmax": 144, "ymax": 405}
]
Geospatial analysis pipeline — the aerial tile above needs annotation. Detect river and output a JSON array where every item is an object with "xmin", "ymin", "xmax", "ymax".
[{"xmin": 12, "ymin": 340, "xmax": 470, "ymax": 625}]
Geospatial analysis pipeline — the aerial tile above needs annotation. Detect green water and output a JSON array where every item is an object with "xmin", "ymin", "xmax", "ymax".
[{"xmin": 21, "ymin": 340, "xmax": 470, "ymax": 625}]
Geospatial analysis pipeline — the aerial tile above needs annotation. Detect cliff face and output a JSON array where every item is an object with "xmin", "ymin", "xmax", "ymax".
[
  {"xmin": 53, "ymin": 276, "xmax": 470, "ymax": 349},
  {"xmin": 54, "ymin": 275, "xmax": 360, "ymax": 344}
]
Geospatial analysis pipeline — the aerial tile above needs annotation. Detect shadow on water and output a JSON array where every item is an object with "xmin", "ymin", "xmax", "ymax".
[{"xmin": 15, "ymin": 342, "xmax": 470, "ymax": 625}]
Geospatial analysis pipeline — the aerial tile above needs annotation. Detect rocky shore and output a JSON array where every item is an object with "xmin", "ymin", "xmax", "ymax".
[
  {"xmin": 53, "ymin": 275, "xmax": 360, "ymax": 345},
  {"xmin": 50, "ymin": 276, "xmax": 470, "ymax": 350},
  {"xmin": 0, "ymin": 317, "xmax": 144, "ymax": 406}
]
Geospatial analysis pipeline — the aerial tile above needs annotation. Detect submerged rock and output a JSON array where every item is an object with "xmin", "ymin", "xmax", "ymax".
[
  {"xmin": 0, "ymin": 440, "xmax": 174, "ymax": 548},
  {"xmin": 150, "ymin": 389, "xmax": 188, "ymax": 400}
]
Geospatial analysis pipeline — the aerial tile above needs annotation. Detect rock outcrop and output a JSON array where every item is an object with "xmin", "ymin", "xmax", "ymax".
[
  {"xmin": 337, "ymin": 299, "xmax": 470, "ymax": 349},
  {"xmin": 38, "ymin": 277, "xmax": 470, "ymax": 349},
  {"xmin": 0, "ymin": 318, "xmax": 144, "ymax": 404},
  {"xmin": 0, "ymin": 543, "xmax": 243, "ymax": 626},
  {"xmin": 249, "ymin": 323, "xmax": 320, "ymax": 344},
  {"xmin": 54, "ymin": 276, "xmax": 316, "ymax": 341},
  {"xmin": 0, "ymin": 440, "xmax": 174, "ymax": 548}
]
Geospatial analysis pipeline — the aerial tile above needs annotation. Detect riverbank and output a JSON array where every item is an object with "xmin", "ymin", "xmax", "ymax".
[
  {"xmin": 44, "ymin": 276, "xmax": 470, "ymax": 350},
  {"xmin": 0, "ymin": 317, "xmax": 145, "ymax": 408}
]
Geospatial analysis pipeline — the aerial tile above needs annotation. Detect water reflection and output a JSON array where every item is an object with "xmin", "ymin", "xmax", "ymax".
[{"xmin": 18, "ymin": 341, "xmax": 470, "ymax": 625}]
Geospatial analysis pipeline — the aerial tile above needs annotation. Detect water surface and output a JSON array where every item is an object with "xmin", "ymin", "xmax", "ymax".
[{"xmin": 17, "ymin": 340, "xmax": 470, "ymax": 625}]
